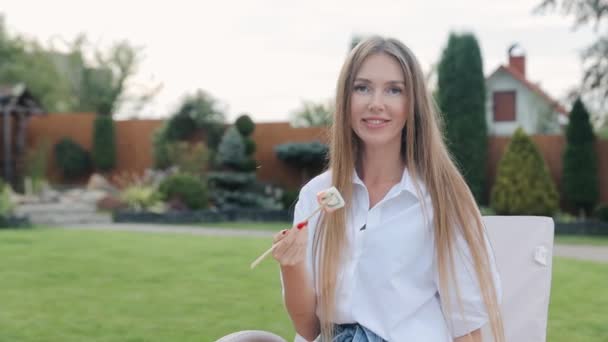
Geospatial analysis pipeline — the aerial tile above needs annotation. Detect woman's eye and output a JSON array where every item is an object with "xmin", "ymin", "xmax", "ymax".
[
  {"xmin": 387, "ymin": 87, "xmax": 402, "ymax": 95},
  {"xmin": 354, "ymin": 84, "xmax": 369, "ymax": 93}
]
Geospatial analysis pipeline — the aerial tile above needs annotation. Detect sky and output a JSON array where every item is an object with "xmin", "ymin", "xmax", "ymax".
[{"xmin": 1, "ymin": 0, "xmax": 597, "ymax": 122}]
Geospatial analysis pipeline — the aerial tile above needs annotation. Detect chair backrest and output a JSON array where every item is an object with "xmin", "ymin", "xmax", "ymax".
[
  {"xmin": 216, "ymin": 330, "xmax": 287, "ymax": 342},
  {"xmin": 481, "ymin": 216, "xmax": 554, "ymax": 342},
  {"xmin": 293, "ymin": 216, "xmax": 555, "ymax": 342}
]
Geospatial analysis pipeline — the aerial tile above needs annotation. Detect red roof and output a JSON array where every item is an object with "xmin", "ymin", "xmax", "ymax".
[{"xmin": 489, "ymin": 65, "xmax": 568, "ymax": 115}]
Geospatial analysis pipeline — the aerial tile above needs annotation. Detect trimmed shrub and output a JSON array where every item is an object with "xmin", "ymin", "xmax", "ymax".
[
  {"xmin": 92, "ymin": 114, "xmax": 117, "ymax": 171},
  {"xmin": 235, "ymin": 114, "xmax": 255, "ymax": 137},
  {"xmin": 490, "ymin": 128, "xmax": 559, "ymax": 216},
  {"xmin": 244, "ymin": 137, "xmax": 256, "ymax": 156},
  {"xmin": 275, "ymin": 141, "xmax": 328, "ymax": 182},
  {"xmin": 54, "ymin": 138, "xmax": 92, "ymax": 179},
  {"xmin": 158, "ymin": 173, "xmax": 207, "ymax": 210}
]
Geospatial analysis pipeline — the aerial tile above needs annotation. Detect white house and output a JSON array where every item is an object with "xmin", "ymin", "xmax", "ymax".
[{"xmin": 485, "ymin": 45, "xmax": 569, "ymax": 136}]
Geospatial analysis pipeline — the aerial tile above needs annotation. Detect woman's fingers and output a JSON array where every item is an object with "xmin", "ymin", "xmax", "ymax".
[
  {"xmin": 272, "ymin": 226, "xmax": 308, "ymax": 266},
  {"xmin": 273, "ymin": 229, "xmax": 289, "ymax": 244}
]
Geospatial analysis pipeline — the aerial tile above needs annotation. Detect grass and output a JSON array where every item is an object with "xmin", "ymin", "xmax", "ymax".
[
  {"xmin": 0, "ymin": 228, "xmax": 606, "ymax": 341},
  {"xmin": 0, "ymin": 228, "xmax": 293, "ymax": 341},
  {"xmin": 198, "ymin": 221, "xmax": 291, "ymax": 231},
  {"xmin": 548, "ymin": 258, "xmax": 608, "ymax": 341},
  {"xmin": 554, "ymin": 235, "xmax": 608, "ymax": 246}
]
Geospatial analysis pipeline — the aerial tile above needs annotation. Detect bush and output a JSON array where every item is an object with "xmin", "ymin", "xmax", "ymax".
[
  {"xmin": 166, "ymin": 142, "xmax": 209, "ymax": 175},
  {"xmin": 158, "ymin": 174, "xmax": 208, "ymax": 210},
  {"xmin": 554, "ymin": 211, "xmax": 578, "ymax": 224},
  {"xmin": 594, "ymin": 203, "xmax": 608, "ymax": 222},
  {"xmin": 235, "ymin": 114, "xmax": 255, "ymax": 137},
  {"xmin": 275, "ymin": 141, "xmax": 328, "ymax": 182},
  {"xmin": 490, "ymin": 128, "xmax": 559, "ymax": 216},
  {"xmin": 54, "ymin": 138, "xmax": 92, "ymax": 179},
  {"xmin": 281, "ymin": 189, "xmax": 299, "ymax": 210},
  {"xmin": 0, "ymin": 181, "xmax": 14, "ymax": 218},
  {"xmin": 121, "ymin": 185, "xmax": 163, "ymax": 212},
  {"xmin": 479, "ymin": 206, "xmax": 496, "ymax": 216},
  {"xmin": 275, "ymin": 141, "xmax": 328, "ymax": 169},
  {"xmin": 92, "ymin": 115, "xmax": 117, "ymax": 171}
]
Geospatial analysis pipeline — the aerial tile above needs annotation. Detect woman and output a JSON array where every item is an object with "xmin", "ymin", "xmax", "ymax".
[{"xmin": 272, "ymin": 36, "xmax": 504, "ymax": 342}]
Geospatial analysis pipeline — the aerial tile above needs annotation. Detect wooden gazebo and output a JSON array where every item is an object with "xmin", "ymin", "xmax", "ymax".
[{"xmin": 0, "ymin": 83, "xmax": 45, "ymax": 189}]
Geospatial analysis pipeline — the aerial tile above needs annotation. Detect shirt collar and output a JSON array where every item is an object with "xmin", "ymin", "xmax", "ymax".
[{"xmin": 352, "ymin": 166, "xmax": 427, "ymax": 200}]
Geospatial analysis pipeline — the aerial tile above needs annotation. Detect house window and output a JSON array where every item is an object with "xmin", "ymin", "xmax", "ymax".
[{"xmin": 493, "ymin": 91, "xmax": 516, "ymax": 122}]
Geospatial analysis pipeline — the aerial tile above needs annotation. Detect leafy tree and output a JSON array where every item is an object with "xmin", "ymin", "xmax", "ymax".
[
  {"xmin": 535, "ymin": 0, "xmax": 608, "ymax": 118},
  {"xmin": 0, "ymin": 16, "xmax": 73, "ymax": 111},
  {"xmin": 290, "ymin": 100, "xmax": 334, "ymax": 127},
  {"xmin": 53, "ymin": 35, "xmax": 159, "ymax": 116}
]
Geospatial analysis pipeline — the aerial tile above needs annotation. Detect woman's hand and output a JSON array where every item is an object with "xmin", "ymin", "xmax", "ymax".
[{"xmin": 272, "ymin": 224, "xmax": 308, "ymax": 267}]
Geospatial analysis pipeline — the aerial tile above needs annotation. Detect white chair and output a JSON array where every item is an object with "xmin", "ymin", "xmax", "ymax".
[
  {"xmin": 293, "ymin": 216, "xmax": 555, "ymax": 342},
  {"xmin": 216, "ymin": 330, "xmax": 287, "ymax": 342},
  {"xmin": 481, "ymin": 216, "xmax": 554, "ymax": 342}
]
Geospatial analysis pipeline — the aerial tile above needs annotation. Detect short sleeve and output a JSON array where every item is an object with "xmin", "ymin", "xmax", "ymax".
[{"xmin": 435, "ymin": 227, "xmax": 502, "ymax": 338}]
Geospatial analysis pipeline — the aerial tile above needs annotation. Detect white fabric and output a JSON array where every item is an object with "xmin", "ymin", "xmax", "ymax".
[
  {"xmin": 286, "ymin": 169, "xmax": 501, "ymax": 341},
  {"xmin": 480, "ymin": 216, "xmax": 554, "ymax": 342}
]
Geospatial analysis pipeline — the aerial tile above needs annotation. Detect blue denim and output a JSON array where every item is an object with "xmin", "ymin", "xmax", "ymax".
[{"xmin": 330, "ymin": 323, "xmax": 386, "ymax": 342}]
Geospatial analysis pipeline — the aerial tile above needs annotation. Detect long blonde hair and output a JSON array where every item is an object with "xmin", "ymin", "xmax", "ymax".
[{"xmin": 312, "ymin": 36, "xmax": 504, "ymax": 341}]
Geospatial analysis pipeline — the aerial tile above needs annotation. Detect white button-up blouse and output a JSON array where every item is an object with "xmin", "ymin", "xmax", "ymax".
[{"xmin": 286, "ymin": 168, "xmax": 501, "ymax": 341}]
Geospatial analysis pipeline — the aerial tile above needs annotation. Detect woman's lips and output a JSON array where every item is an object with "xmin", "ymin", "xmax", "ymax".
[{"xmin": 362, "ymin": 118, "xmax": 390, "ymax": 128}]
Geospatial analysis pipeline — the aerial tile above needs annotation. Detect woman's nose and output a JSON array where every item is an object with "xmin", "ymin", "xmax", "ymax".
[{"xmin": 367, "ymin": 91, "xmax": 385, "ymax": 112}]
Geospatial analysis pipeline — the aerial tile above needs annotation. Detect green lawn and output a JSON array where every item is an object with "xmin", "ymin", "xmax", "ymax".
[
  {"xmin": 554, "ymin": 235, "xmax": 608, "ymax": 246},
  {"xmin": 0, "ymin": 228, "xmax": 606, "ymax": 341},
  {"xmin": 0, "ymin": 228, "xmax": 293, "ymax": 341},
  {"xmin": 198, "ymin": 221, "xmax": 291, "ymax": 231},
  {"xmin": 547, "ymin": 258, "xmax": 608, "ymax": 341}
]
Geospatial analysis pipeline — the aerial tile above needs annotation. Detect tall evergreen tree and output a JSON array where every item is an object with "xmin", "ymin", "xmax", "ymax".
[
  {"xmin": 437, "ymin": 33, "xmax": 488, "ymax": 202},
  {"xmin": 562, "ymin": 98, "xmax": 599, "ymax": 215},
  {"xmin": 92, "ymin": 114, "xmax": 116, "ymax": 171}
]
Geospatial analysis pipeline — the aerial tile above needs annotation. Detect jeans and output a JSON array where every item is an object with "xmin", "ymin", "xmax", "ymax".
[{"xmin": 330, "ymin": 323, "xmax": 386, "ymax": 342}]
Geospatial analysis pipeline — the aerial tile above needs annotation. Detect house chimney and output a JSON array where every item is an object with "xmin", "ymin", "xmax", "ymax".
[{"xmin": 508, "ymin": 44, "xmax": 526, "ymax": 77}]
